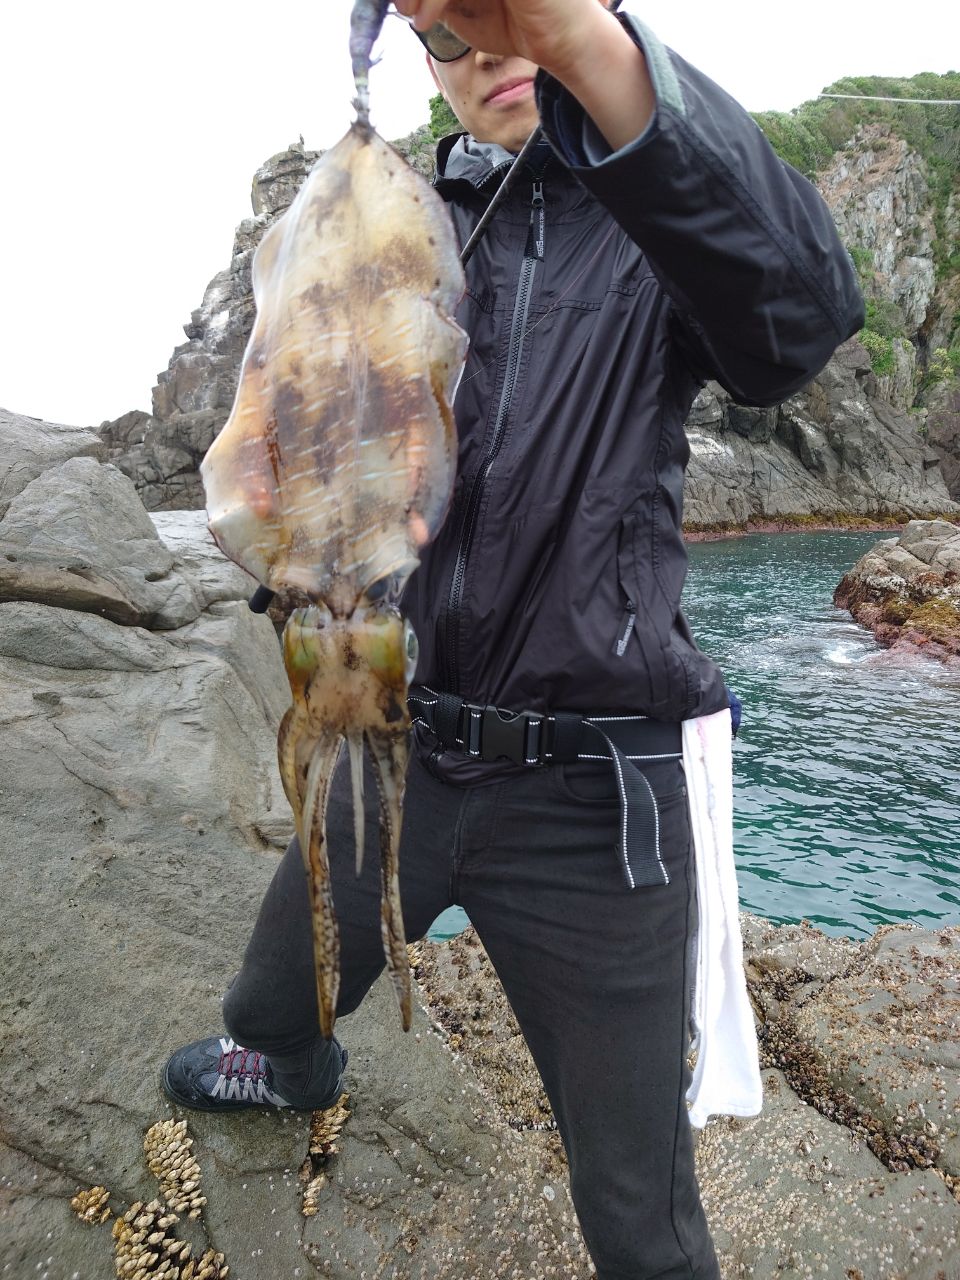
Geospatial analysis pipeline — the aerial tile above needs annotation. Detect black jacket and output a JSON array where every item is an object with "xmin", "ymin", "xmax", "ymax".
[{"xmin": 404, "ymin": 16, "xmax": 863, "ymax": 770}]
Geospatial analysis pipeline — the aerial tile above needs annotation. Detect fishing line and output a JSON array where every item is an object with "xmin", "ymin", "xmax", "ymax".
[{"xmin": 818, "ymin": 93, "xmax": 960, "ymax": 105}]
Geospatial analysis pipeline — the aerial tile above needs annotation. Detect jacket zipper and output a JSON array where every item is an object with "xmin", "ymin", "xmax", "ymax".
[
  {"xmin": 439, "ymin": 180, "xmax": 545, "ymax": 692},
  {"xmin": 614, "ymin": 601, "xmax": 637, "ymax": 656}
]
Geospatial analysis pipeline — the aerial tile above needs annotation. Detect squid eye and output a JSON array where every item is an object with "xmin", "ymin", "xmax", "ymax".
[{"xmin": 403, "ymin": 620, "xmax": 419, "ymax": 684}]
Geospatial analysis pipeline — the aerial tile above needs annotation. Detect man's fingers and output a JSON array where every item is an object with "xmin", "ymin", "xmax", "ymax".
[{"xmin": 411, "ymin": 0, "xmax": 452, "ymax": 31}]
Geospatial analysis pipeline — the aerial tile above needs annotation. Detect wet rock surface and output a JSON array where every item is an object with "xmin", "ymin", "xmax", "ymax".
[
  {"xmin": 413, "ymin": 919, "xmax": 960, "ymax": 1278},
  {"xmin": 834, "ymin": 517, "xmax": 960, "ymax": 662}
]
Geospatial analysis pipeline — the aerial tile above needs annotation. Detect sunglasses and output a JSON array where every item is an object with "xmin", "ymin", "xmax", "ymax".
[{"xmin": 408, "ymin": 19, "xmax": 471, "ymax": 62}]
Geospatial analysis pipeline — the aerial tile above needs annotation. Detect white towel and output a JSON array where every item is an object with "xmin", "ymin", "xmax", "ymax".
[{"xmin": 682, "ymin": 708, "xmax": 763, "ymax": 1127}]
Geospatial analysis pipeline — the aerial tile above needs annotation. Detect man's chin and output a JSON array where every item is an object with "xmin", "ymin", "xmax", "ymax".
[{"xmin": 479, "ymin": 109, "xmax": 540, "ymax": 153}]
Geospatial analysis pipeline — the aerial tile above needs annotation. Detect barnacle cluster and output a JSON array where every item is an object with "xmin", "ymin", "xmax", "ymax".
[
  {"xmin": 300, "ymin": 1092, "xmax": 351, "ymax": 1216},
  {"xmin": 71, "ymin": 1184, "xmax": 112, "ymax": 1224},
  {"xmin": 408, "ymin": 934, "xmax": 556, "ymax": 1134},
  {"xmin": 111, "ymin": 1199, "xmax": 227, "ymax": 1279},
  {"xmin": 143, "ymin": 1119, "xmax": 207, "ymax": 1218}
]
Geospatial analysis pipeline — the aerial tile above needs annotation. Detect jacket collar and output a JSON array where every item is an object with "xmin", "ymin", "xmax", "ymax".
[
  {"xmin": 435, "ymin": 133, "xmax": 513, "ymax": 191},
  {"xmin": 435, "ymin": 133, "xmax": 558, "ymax": 192}
]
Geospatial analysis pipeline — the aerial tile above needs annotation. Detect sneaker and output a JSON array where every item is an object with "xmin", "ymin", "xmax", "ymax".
[{"xmin": 162, "ymin": 1035, "xmax": 335, "ymax": 1111}]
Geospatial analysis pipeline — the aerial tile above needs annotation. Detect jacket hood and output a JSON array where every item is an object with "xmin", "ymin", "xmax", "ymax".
[
  {"xmin": 435, "ymin": 134, "xmax": 512, "ymax": 189},
  {"xmin": 435, "ymin": 133, "xmax": 559, "ymax": 194}
]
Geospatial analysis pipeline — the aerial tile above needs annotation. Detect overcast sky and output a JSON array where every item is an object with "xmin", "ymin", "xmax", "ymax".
[{"xmin": 3, "ymin": 1, "xmax": 958, "ymax": 428}]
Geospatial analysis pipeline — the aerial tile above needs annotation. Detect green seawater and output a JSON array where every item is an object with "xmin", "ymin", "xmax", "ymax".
[{"xmin": 427, "ymin": 531, "xmax": 960, "ymax": 941}]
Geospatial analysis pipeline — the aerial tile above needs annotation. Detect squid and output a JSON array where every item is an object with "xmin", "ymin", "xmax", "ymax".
[{"xmin": 200, "ymin": 0, "xmax": 467, "ymax": 1038}]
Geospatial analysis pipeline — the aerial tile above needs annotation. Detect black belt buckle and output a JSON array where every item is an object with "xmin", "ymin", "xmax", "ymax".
[{"xmin": 479, "ymin": 705, "xmax": 542, "ymax": 765}]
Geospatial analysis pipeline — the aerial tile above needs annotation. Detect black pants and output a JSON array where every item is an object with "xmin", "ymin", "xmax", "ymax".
[{"xmin": 223, "ymin": 750, "xmax": 720, "ymax": 1280}]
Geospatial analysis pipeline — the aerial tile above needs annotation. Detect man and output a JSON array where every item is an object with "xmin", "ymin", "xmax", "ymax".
[{"xmin": 163, "ymin": 2, "xmax": 863, "ymax": 1276}]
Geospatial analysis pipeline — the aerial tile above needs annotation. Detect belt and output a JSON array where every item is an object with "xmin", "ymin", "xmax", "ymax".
[{"xmin": 407, "ymin": 685, "xmax": 683, "ymax": 891}]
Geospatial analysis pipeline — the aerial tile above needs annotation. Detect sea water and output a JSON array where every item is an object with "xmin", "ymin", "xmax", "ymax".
[{"xmin": 428, "ymin": 531, "xmax": 960, "ymax": 941}]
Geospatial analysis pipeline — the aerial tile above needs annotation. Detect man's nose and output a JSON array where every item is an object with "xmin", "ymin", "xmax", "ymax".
[{"xmin": 474, "ymin": 48, "xmax": 503, "ymax": 69}]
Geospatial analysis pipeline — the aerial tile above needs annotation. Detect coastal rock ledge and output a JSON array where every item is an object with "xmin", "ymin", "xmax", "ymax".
[
  {"xmin": 1, "ymin": 414, "xmax": 958, "ymax": 1277},
  {"xmin": 834, "ymin": 518, "xmax": 960, "ymax": 662},
  {"xmin": 412, "ymin": 917, "xmax": 960, "ymax": 1279}
]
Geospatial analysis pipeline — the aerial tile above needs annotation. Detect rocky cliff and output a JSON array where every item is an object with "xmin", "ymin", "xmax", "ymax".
[{"xmin": 97, "ymin": 84, "xmax": 960, "ymax": 526}]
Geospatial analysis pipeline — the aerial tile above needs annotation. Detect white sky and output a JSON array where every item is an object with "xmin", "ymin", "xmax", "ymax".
[{"xmin": 2, "ymin": 1, "xmax": 958, "ymax": 428}]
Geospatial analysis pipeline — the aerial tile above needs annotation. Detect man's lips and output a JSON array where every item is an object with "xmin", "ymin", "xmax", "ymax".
[{"xmin": 484, "ymin": 77, "xmax": 535, "ymax": 106}]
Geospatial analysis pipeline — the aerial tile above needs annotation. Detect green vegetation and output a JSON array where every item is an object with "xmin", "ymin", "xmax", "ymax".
[
  {"xmin": 919, "ymin": 344, "xmax": 960, "ymax": 395},
  {"xmin": 429, "ymin": 92, "xmax": 461, "ymax": 140},
  {"xmin": 864, "ymin": 296, "xmax": 908, "ymax": 338},
  {"xmin": 848, "ymin": 244, "xmax": 874, "ymax": 281},
  {"xmin": 859, "ymin": 328, "xmax": 897, "ymax": 377},
  {"xmin": 752, "ymin": 72, "xmax": 960, "ymax": 282},
  {"xmin": 753, "ymin": 74, "xmax": 960, "ymax": 378}
]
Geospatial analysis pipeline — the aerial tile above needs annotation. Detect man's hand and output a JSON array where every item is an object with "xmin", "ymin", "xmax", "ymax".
[
  {"xmin": 395, "ymin": 0, "xmax": 611, "ymax": 87},
  {"xmin": 395, "ymin": 0, "xmax": 656, "ymax": 152}
]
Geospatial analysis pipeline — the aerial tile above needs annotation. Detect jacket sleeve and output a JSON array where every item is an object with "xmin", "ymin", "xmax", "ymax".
[{"xmin": 535, "ymin": 14, "xmax": 865, "ymax": 406}]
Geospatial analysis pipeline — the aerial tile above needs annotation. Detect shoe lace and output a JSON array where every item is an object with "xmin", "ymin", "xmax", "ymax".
[{"xmin": 217, "ymin": 1047, "xmax": 267, "ymax": 1081}]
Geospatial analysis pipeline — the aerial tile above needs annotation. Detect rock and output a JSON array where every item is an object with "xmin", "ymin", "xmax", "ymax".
[
  {"xmin": 819, "ymin": 125, "xmax": 938, "ymax": 332},
  {"xmin": 251, "ymin": 139, "xmax": 322, "ymax": 218},
  {"xmin": 789, "ymin": 927, "xmax": 960, "ymax": 1175},
  {"xmin": 682, "ymin": 343, "xmax": 958, "ymax": 530},
  {"xmin": 0, "ymin": 549, "xmax": 145, "ymax": 626},
  {"xmin": 0, "ymin": 428, "xmax": 593, "ymax": 1280},
  {"xmin": 413, "ymin": 918, "xmax": 960, "ymax": 1278},
  {"xmin": 0, "ymin": 456, "xmax": 202, "ymax": 630},
  {"xmin": 0, "ymin": 406, "xmax": 103, "ymax": 520},
  {"xmin": 697, "ymin": 1069, "xmax": 960, "ymax": 1280},
  {"xmin": 150, "ymin": 508, "xmax": 258, "ymax": 609},
  {"xmin": 834, "ymin": 518, "xmax": 960, "ymax": 661},
  {"xmin": 925, "ymin": 378, "xmax": 960, "ymax": 501}
]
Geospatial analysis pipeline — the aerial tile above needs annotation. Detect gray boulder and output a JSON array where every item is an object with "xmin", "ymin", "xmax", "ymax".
[
  {"xmin": 0, "ymin": 456, "xmax": 203, "ymax": 629},
  {"xmin": 0, "ymin": 405, "xmax": 103, "ymax": 519},
  {"xmin": 150, "ymin": 508, "xmax": 258, "ymax": 609}
]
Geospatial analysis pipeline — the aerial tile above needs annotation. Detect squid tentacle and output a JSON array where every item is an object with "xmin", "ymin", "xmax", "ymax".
[
  {"xmin": 366, "ymin": 725, "xmax": 413, "ymax": 1032},
  {"xmin": 300, "ymin": 732, "xmax": 343, "ymax": 1040}
]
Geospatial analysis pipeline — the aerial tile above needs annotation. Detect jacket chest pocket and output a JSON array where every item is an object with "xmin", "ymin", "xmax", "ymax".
[{"xmin": 615, "ymin": 505, "xmax": 699, "ymax": 720}]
